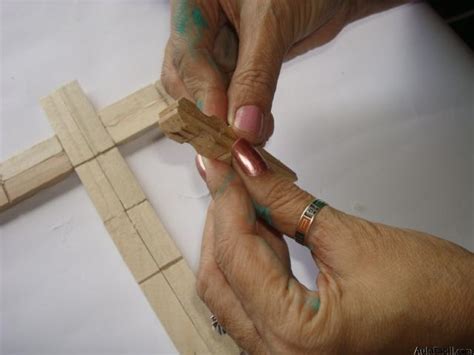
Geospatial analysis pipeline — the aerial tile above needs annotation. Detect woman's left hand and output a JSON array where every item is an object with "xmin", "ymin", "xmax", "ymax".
[{"xmin": 195, "ymin": 139, "xmax": 474, "ymax": 354}]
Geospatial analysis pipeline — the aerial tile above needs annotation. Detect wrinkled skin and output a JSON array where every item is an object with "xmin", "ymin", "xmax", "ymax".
[
  {"xmin": 196, "ymin": 155, "xmax": 474, "ymax": 354},
  {"xmin": 162, "ymin": 0, "xmax": 407, "ymax": 145},
  {"xmin": 162, "ymin": 1, "xmax": 474, "ymax": 353}
]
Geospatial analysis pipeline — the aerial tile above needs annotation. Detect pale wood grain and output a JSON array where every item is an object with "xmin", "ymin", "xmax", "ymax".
[
  {"xmin": 141, "ymin": 272, "xmax": 211, "ymax": 354},
  {"xmin": 104, "ymin": 212, "xmax": 159, "ymax": 283},
  {"xmin": 4, "ymin": 152, "xmax": 73, "ymax": 203},
  {"xmin": 97, "ymin": 148, "xmax": 146, "ymax": 210},
  {"xmin": 75, "ymin": 159, "xmax": 123, "ymax": 222},
  {"xmin": 40, "ymin": 81, "xmax": 114, "ymax": 166},
  {"xmin": 0, "ymin": 184, "xmax": 9, "ymax": 210},
  {"xmin": 127, "ymin": 200, "xmax": 181, "ymax": 268},
  {"xmin": 40, "ymin": 94, "xmax": 94, "ymax": 166},
  {"xmin": 0, "ymin": 136, "xmax": 73, "ymax": 206},
  {"xmin": 1, "ymin": 80, "xmax": 243, "ymax": 352},
  {"xmin": 0, "ymin": 137, "xmax": 63, "ymax": 181},
  {"xmin": 60, "ymin": 81, "xmax": 114, "ymax": 154},
  {"xmin": 1, "ymin": 81, "xmax": 177, "ymax": 212},
  {"xmin": 163, "ymin": 258, "xmax": 240, "ymax": 354},
  {"xmin": 99, "ymin": 84, "xmax": 168, "ymax": 144}
]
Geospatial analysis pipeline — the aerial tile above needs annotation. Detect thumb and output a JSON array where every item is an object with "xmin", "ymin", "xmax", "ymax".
[{"xmin": 227, "ymin": 6, "xmax": 287, "ymax": 145}]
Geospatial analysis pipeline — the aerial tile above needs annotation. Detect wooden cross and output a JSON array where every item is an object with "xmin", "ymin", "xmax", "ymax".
[{"xmin": 0, "ymin": 80, "xmax": 295, "ymax": 353}]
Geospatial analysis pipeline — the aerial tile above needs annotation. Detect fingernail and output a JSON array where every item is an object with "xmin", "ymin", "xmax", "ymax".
[
  {"xmin": 232, "ymin": 138, "xmax": 268, "ymax": 177},
  {"xmin": 233, "ymin": 105, "xmax": 264, "ymax": 138},
  {"xmin": 195, "ymin": 154, "xmax": 207, "ymax": 180}
]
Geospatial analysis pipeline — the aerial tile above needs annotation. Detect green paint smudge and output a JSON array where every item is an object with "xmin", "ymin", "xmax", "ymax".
[
  {"xmin": 215, "ymin": 171, "xmax": 236, "ymax": 197},
  {"xmin": 191, "ymin": 7, "xmax": 208, "ymax": 30},
  {"xmin": 253, "ymin": 202, "xmax": 272, "ymax": 226},
  {"xmin": 196, "ymin": 99, "xmax": 204, "ymax": 111},
  {"xmin": 175, "ymin": 0, "xmax": 189, "ymax": 34},
  {"xmin": 306, "ymin": 297, "xmax": 321, "ymax": 312},
  {"xmin": 173, "ymin": 3, "xmax": 210, "ymax": 59},
  {"xmin": 189, "ymin": 6, "xmax": 209, "ymax": 55}
]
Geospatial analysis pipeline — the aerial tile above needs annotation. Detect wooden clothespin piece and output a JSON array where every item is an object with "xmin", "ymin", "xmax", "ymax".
[{"xmin": 159, "ymin": 98, "xmax": 297, "ymax": 181}]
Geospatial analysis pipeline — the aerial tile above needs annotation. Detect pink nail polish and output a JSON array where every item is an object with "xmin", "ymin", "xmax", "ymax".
[
  {"xmin": 234, "ymin": 105, "xmax": 264, "ymax": 138},
  {"xmin": 232, "ymin": 138, "xmax": 268, "ymax": 177},
  {"xmin": 195, "ymin": 155, "xmax": 207, "ymax": 180}
]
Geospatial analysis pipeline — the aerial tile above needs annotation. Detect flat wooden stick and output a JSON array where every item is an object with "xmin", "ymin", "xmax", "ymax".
[
  {"xmin": 159, "ymin": 98, "xmax": 297, "ymax": 181},
  {"xmin": 99, "ymin": 82, "xmax": 171, "ymax": 144},
  {"xmin": 127, "ymin": 201, "xmax": 182, "ymax": 268},
  {"xmin": 0, "ymin": 184, "xmax": 9, "ymax": 210},
  {"xmin": 32, "ymin": 81, "xmax": 239, "ymax": 354},
  {"xmin": 104, "ymin": 212, "xmax": 160, "ymax": 283},
  {"xmin": 140, "ymin": 272, "xmax": 210, "ymax": 354},
  {"xmin": 75, "ymin": 159, "xmax": 124, "ymax": 222},
  {"xmin": 0, "ymin": 137, "xmax": 73, "ymax": 210},
  {"xmin": 97, "ymin": 148, "xmax": 146, "ymax": 210},
  {"xmin": 40, "ymin": 81, "xmax": 114, "ymax": 166},
  {"xmin": 0, "ymin": 81, "xmax": 171, "ymax": 212}
]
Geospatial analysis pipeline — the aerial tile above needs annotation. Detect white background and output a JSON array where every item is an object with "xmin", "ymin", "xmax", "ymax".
[{"xmin": 1, "ymin": 1, "xmax": 473, "ymax": 354}]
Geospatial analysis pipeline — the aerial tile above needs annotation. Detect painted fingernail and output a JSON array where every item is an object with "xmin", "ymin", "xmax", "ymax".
[
  {"xmin": 195, "ymin": 154, "xmax": 207, "ymax": 180},
  {"xmin": 232, "ymin": 138, "xmax": 268, "ymax": 177},
  {"xmin": 233, "ymin": 105, "xmax": 264, "ymax": 138}
]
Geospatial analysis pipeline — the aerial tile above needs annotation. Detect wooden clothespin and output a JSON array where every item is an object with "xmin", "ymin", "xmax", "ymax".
[{"xmin": 159, "ymin": 98, "xmax": 297, "ymax": 181}]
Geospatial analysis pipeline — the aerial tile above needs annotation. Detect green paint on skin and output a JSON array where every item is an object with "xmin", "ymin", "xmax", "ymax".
[
  {"xmin": 174, "ymin": 2, "xmax": 211, "ymax": 62},
  {"xmin": 306, "ymin": 297, "xmax": 321, "ymax": 312},
  {"xmin": 189, "ymin": 6, "xmax": 209, "ymax": 56},
  {"xmin": 196, "ymin": 99, "xmax": 204, "ymax": 111},
  {"xmin": 215, "ymin": 171, "xmax": 236, "ymax": 197},
  {"xmin": 175, "ymin": 2, "xmax": 208, "ymax": 37},
  {"xmin": 253, "ymin": 202, "xmax": 272, "ymax": 226},
  {"xmin": 175, "ymin": 0, "xmax": 189, "ymax": 34},
  {"xmin": 191, "ymin": 7, "xmax": 208, "ymax": 30}
]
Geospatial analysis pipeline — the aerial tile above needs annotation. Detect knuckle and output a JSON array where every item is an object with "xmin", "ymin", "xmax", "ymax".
[
  {"xmin": 159, "ymin": 69, "xmax": 168, "ymax": 85},
  {"xmin": 233, "ymin": 67, "xmax": 276, "ymax": 96},
  {"xmin": 214, "ymin": 235, "xmax": 247, "ymax": 278},
  {"xmin": 183, "ymin": 76, "xmax": 205, "ymax": 97},
  {"xmin": 179, "ymin": 68, "xmax": 223, "ymax": 100},
  {"xmin": 265, "ymin": 176, "xmax": 307, "ymax": 212},
  {"xmin": 182, "ymin": 79, "xmax": 210, "ymax": 100},
  {"xmin": 161, "ymin": 47, "xmax": 176, "ymax": 91},
  {"xmin": 214, "ymin": 236, "xmax": 235, "ymax": 270},
  {"xmin": 172, "ymin": 47, "xmax": 185, "ymax": 71},
  {"xmin": 160, "ymin": 70, "xmax": 174, "ymax": 93}
]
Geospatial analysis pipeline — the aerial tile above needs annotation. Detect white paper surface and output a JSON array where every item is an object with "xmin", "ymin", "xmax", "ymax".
[{"xmin": 1, "ymin": 1, "xmax": 473, "ymax": 354}]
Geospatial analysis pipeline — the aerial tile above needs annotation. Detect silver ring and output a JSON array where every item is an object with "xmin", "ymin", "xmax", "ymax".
[
  {"xmin": 295, "ymin": 199, "xmax": 327, "ymax": 245},
  {"xmin": 210, "ymin": 314, "xmax": 226, "ymax": 335}
]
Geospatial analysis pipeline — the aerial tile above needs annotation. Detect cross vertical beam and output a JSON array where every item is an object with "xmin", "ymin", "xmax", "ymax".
[{"xmin": 36, "ymin": 81, "xmax": 239, "ymax": 354}]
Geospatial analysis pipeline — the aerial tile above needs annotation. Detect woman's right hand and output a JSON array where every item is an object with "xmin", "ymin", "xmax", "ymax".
[{"xmin": 162, "ymin": 0, "xmax": 408, "ymax": 145}]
